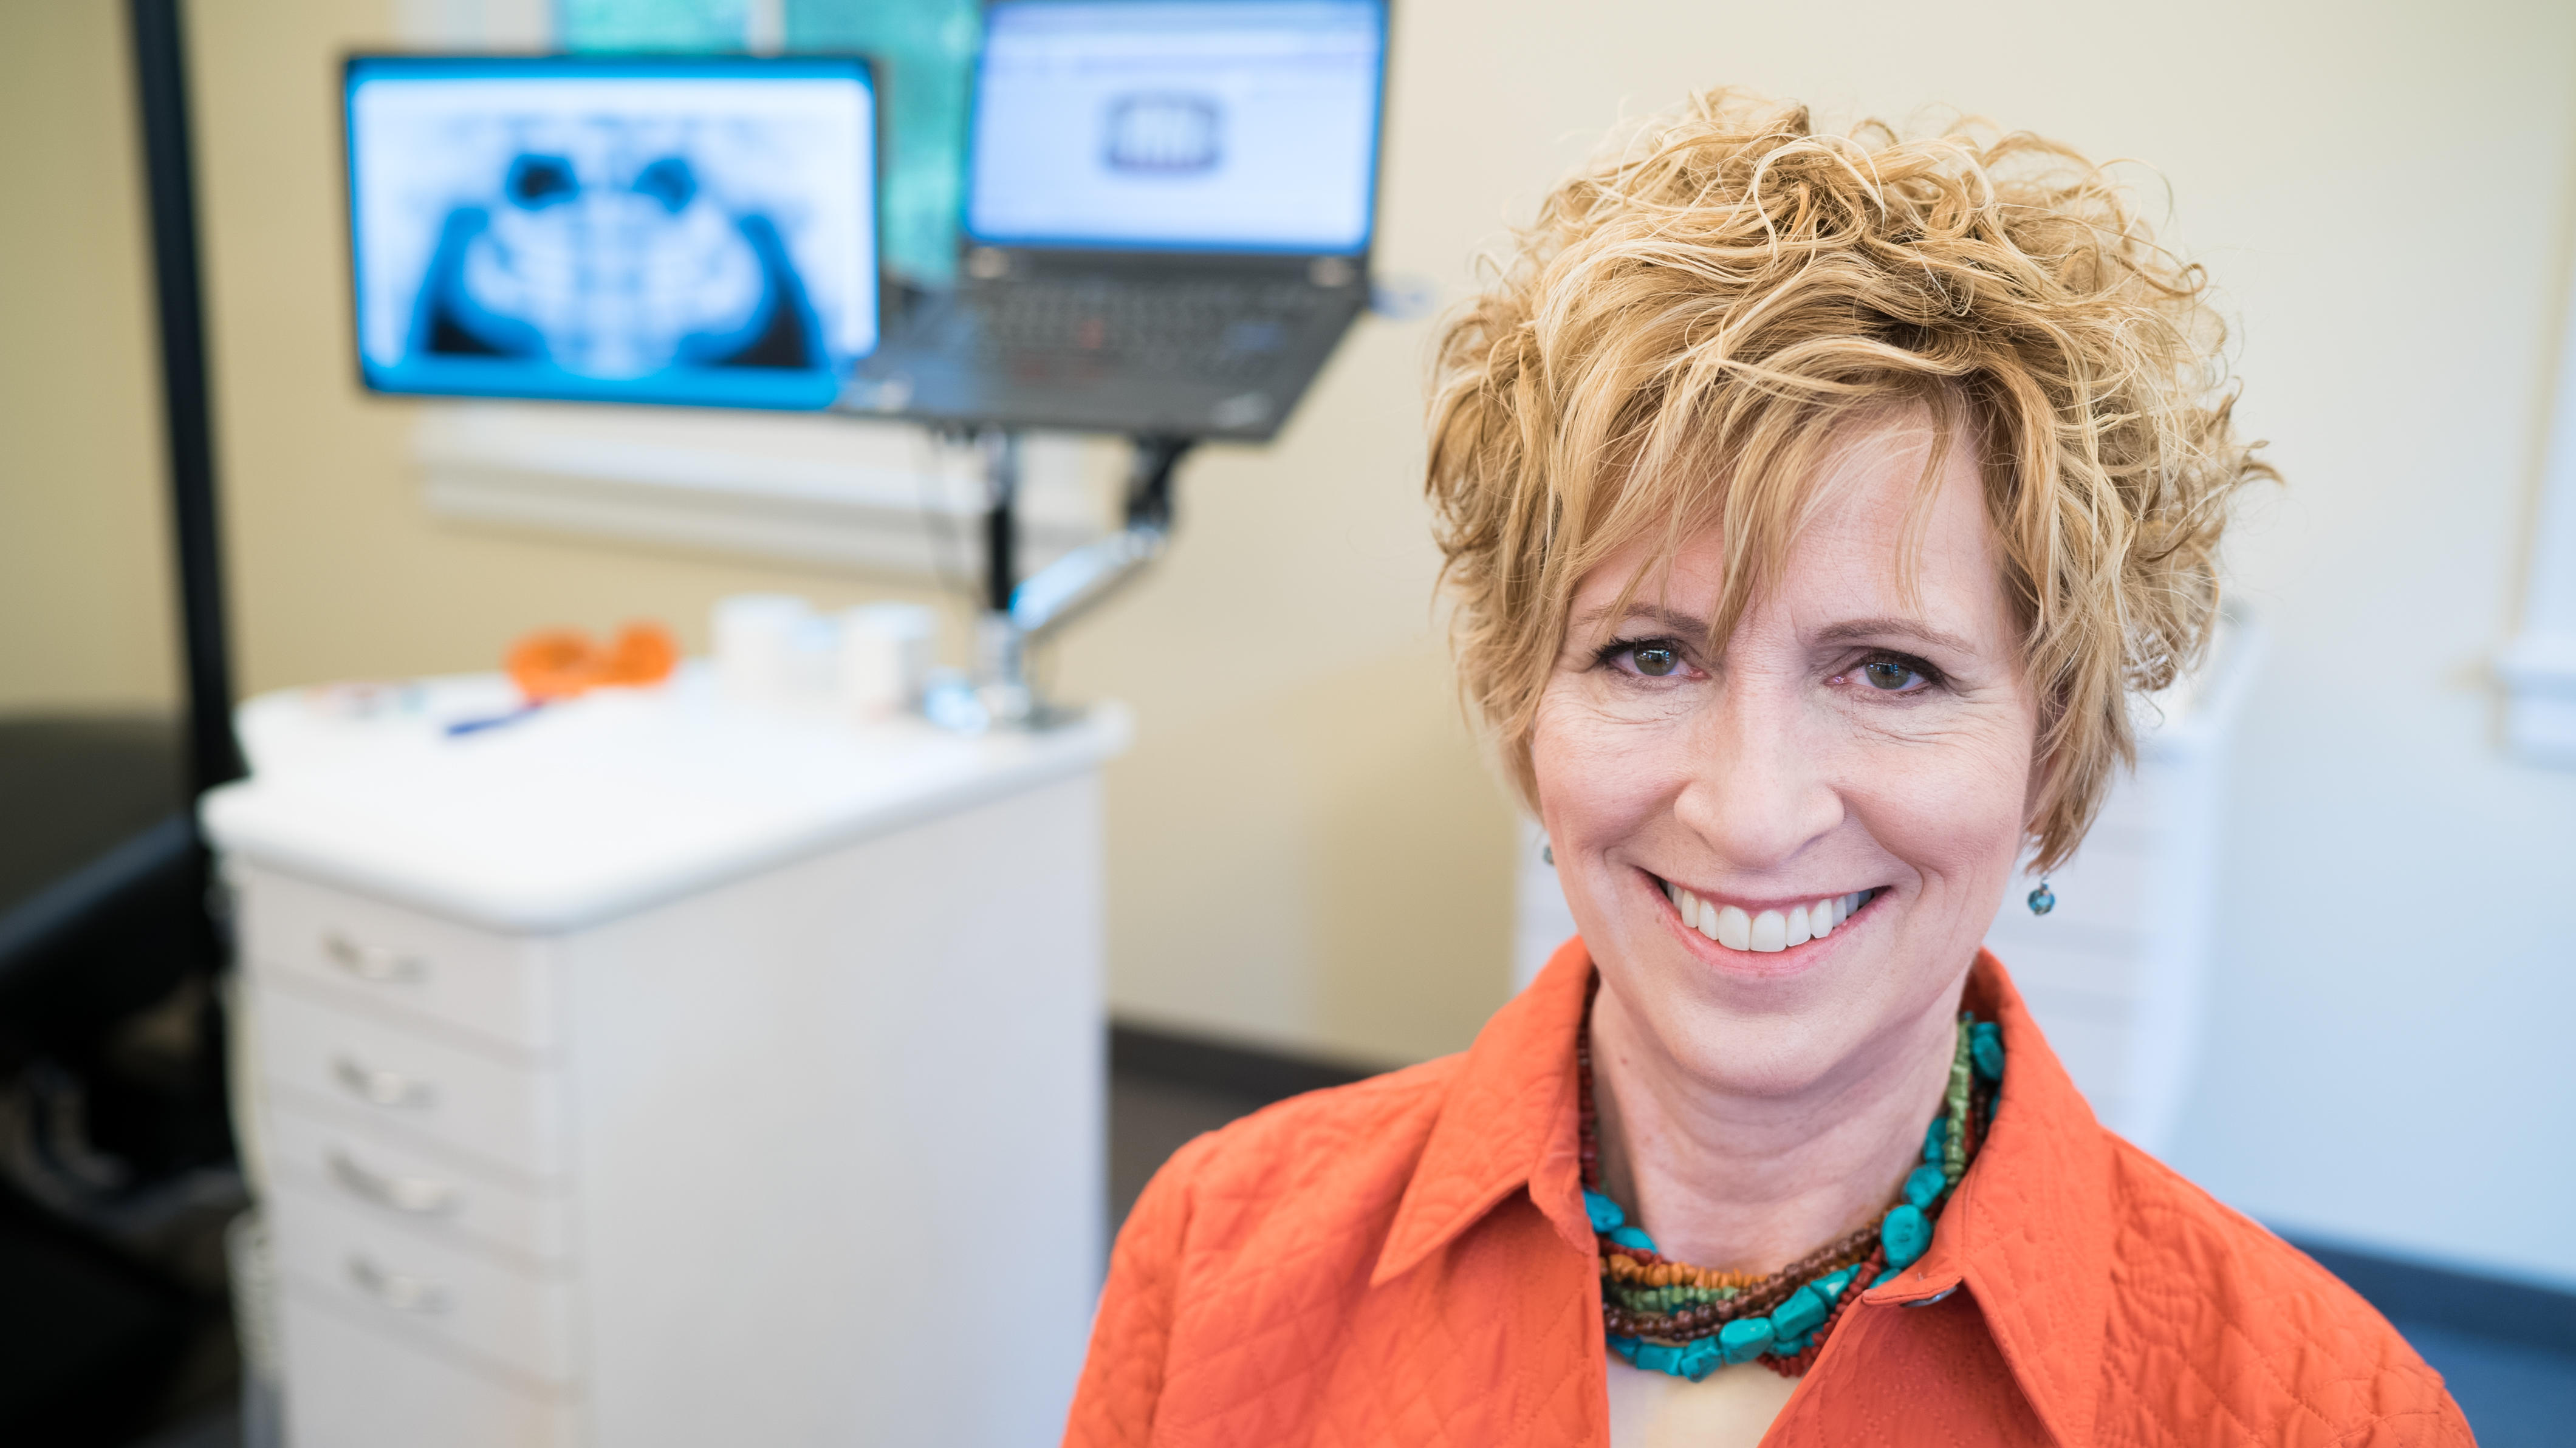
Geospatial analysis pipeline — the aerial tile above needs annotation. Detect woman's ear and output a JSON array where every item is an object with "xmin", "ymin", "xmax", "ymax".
[{"xmin": 2019, "ymin": 742, "xmax": 2058, "ymax": 862}]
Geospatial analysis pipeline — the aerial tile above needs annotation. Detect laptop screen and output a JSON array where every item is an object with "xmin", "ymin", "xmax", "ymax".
[
  {"xmin": 345, "ymin": 56, "xmax": 879, "ymax": 411},
  {"xmin": 965, "ymin": 1, "xmax": 1386, "ymax": 255}
]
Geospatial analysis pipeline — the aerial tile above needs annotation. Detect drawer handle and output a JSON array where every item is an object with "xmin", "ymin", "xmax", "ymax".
[
  {"xmin": 332, "ymin": 1056, "xmax": 437, "ymax": 1110},
  {"xmin": 324, "ymin": 931, "xmax": 428, "ymax": 984},
  {"xmin": 348, "ymin": 1254, "xmax": 450, "ymax": 1314},
  {"xmin": 328, "ymin": 1149, "xmax": 461, "ymax": 1217}
]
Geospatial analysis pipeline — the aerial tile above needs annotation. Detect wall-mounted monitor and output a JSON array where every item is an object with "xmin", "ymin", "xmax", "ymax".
[{"xmin": 344, "ymin": 55, "xmax": 879, "ymax": 411}]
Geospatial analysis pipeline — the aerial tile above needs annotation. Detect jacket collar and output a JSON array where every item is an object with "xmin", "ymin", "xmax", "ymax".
[
  {"xmin": 1862, "ymin": 951, "xmax": 2116, "ymax": 1448},
  {"xmin": 1372, "ymin": 939, "xmax": 2114, "ymax": 1448}
]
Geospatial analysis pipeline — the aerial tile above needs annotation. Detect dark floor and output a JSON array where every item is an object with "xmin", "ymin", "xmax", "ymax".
[
  {"xmin": 1109, "ymin": 1070, "xmax": 1273, "ymax": 1229},
  {"xmin": 2388, "ymin": 1322, "xmax": 2576, "ymax": 1446}
]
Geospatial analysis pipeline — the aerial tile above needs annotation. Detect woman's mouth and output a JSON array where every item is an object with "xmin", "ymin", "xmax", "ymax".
[{"xmin": 1657, "ymin": 878, "xmax": 1884, "ymax": 954}]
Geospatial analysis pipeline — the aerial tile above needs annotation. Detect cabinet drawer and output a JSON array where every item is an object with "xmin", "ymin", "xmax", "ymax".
[
  {"xmin": 257, "ymin": 983, "xmax": 569, "ymax": 1179},
  {"xmin": 278, "ymin": 1286, "xmax": 581, "ymax": 1448},
  {"xmin": 272, "ymin": 1180, "xmax": 580, "ymax": 1385},
  {"xmin": 239, "ymin": 867, "xmax": 559, "ymax": 1051},
  {"xmin": 267, "ymin": 1105, "xmax": 574, "ymax": 1265}
]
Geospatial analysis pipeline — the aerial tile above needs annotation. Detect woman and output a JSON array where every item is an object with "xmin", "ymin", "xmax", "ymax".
[{"xmin": 1065, "ymin": 94, "xmax": 2471, "ymax": 1447}]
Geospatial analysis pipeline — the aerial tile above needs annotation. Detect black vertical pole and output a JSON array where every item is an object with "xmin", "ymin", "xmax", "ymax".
[
  {"xmin": 980, "ymin": 428, "xmax": 1020, "ymax": 613},
  {"xmin": 127, "ymin": 0, "xmax": 245, "ymax": 797}
]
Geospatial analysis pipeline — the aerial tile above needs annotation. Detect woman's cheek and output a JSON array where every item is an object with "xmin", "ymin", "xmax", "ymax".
[
  {"xmin": 1844, "ymin": 719, "xmax": 2032, "ymax": 890},
  {"xmin": 1533, "ymin": 691, "xmax": 1693, "ymax": 837}
]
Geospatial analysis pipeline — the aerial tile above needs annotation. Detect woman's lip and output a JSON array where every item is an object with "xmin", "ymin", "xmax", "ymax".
[
  {"xmin": 1650, "ymin": 872, "xmax": 1881, "ymax": 917},
  {"xmin": 1646, "ymin": 870, "xmax": 1879, "ymax": 971}
]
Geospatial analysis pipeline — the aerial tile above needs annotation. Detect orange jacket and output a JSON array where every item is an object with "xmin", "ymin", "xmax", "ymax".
[{"xmin": 1066, "ymin": 941, "xmax": 2473, "ymax": 1446}]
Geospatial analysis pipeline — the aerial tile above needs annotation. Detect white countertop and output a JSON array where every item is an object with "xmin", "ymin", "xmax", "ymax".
[{"xmin": 200, "ymin": 666, "xmax": 1129, "ymax": 934}]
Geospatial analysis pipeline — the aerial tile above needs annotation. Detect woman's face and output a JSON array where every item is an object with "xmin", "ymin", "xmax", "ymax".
[{"xmin": 1531, "ymin": 414, "xmax": 2039, "ymax": 1096}]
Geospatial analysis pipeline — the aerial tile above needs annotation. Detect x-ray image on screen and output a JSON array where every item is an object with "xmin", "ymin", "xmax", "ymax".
[
  {"xmin": 1105, "ymin": 94, "xmax": 1223, "ymax": 174},
  {"xmin": 346, "ymin": 57, "xmax": 877, "ymax": 410}
]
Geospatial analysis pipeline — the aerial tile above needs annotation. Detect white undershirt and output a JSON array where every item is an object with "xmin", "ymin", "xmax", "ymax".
[{"xmin": 1604, "ymin": 1356, "xmax": 1801, "ymax": 1448}]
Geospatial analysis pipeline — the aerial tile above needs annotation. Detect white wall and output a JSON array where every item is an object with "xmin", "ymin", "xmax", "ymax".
[{"xmin": 1360, "ymin": 0, "xmax": 2576, "ymax": 1285}]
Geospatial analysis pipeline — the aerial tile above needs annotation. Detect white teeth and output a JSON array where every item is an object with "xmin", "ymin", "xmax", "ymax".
[
  {"xmin": 1714, "ymin": 905, "xmax": 1752, "ymax": 950},
  {"xmin": 1749, "ymin": 909, "xmax": 1787, "ymax": 952},
  {"xmin": 1671, "ymin": 884, "xmax": 1875, "ymax": 952},
  {"xmin": 1668, "ymin": 883, "xmax": 1719, "ymax": 939}
]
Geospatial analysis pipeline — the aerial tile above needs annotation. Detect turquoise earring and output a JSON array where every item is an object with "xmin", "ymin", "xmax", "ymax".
[{"xmin": 2027, "ymin": 880, "xmax": 2055, "ymax": 916}]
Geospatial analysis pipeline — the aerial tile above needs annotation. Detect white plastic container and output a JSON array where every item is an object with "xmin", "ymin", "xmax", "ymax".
[
  {"xmin": 835, "ymin": 602, "xmax": 938, "ymax": 720},
  {"xmin": 710, "ymin": 593, "xmax": 813, "ymax": 708}
]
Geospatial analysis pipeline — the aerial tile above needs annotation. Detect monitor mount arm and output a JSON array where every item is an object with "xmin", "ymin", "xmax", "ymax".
[{"xmin": 970, "ymin": 430, "xmax": 1194, "ymax": 728}]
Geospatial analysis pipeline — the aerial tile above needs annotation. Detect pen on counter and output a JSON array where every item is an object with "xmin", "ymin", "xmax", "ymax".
[{"xmin": 444, "ymin": 702, "xmax": 544, "ymax": 738}]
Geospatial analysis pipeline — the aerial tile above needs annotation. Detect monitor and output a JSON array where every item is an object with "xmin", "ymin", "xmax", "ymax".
[
  {"xmin": 964, "ymin": 1, "xmax": 1386, "ymax": 255},
  {"xmin": 345, "ymin": 55, "xmax": 880, "ymax": 411}
]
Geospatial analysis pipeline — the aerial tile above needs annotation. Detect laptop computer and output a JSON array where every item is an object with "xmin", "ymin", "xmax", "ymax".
[{"xmin": 847, "ymin": 0, "xmax": 1389, "ymax": 442}]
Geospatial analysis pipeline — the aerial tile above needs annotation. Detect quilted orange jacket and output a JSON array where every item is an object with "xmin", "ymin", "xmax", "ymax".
[{"xmin": 1065, "ymin": 941, "xmax": 2474, "ymax": 1446}]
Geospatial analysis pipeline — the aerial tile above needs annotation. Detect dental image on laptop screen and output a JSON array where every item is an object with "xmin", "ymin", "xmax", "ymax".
[
  {"xmin": 346, "ymin": 56, "xmax": 879, "ymax": 411},
  {"xmin": 967, "ymin": 1, "xmax": 1386, "ymax": 253}
]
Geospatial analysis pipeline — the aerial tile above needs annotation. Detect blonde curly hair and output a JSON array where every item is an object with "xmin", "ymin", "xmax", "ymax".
[{"xmin": 1425, "ymin": 90, "xmax": 2273, "ymax": 873}]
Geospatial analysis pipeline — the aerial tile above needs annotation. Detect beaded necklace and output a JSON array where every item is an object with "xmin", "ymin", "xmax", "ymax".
[{"xmin": 1578, "ymin": 985, "xmax": 2004, "ymax": 1381}]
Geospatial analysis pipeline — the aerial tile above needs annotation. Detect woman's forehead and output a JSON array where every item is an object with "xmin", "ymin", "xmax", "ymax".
[{"xmin": 1572, "ymin": 419, "xmax": 2006, "ymax": 644}]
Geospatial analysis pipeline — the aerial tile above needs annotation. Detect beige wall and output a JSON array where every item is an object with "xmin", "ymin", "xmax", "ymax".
[
  {"xmin": 0, "ymin": 1, "xmax": 180, "ymax": 715},
  {"xmin": 12, "ymin": 0, "xmax": 2576, "ymax": 1276}
]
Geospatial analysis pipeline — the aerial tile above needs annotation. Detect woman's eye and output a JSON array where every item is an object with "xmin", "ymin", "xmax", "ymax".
[
  {"xmin": 1629, "ymin": 643, "xmax": 1682, "ymax": 677},
  {"xmin": 1858, "ymin": 658, "xmax": 1927, "ymax": 692}
]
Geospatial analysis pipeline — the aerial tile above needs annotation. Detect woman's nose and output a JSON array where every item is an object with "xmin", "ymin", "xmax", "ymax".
[{"xmin": 1668, "ymin": 682, "xmax": 1842, "ymax": 870}]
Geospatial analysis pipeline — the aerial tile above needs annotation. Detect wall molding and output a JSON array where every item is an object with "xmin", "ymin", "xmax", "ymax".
[
  {"xmin": 2498, "ymin": 249, "xmax": 2576, "ymax": 767},
  {"xmin": 416, "ymin": 403, "xmax": 1105, "ymax": 582}
]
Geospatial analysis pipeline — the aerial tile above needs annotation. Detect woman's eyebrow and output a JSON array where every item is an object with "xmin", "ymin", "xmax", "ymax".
[
  {"xmin": 1813, "ymin": 617, "xmax": 1982, "ymax": 654},
  {"xmin": 1569, "ymin": 603, "xmax": 1710, "ymax": 643}
]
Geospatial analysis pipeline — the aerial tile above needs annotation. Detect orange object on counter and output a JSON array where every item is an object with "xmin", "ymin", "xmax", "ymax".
[
  {"xmin": 595, "ymin": 621, "xmax": 678, "ymax": 686},
  {"xmin": 505, "ymin": 621, "xmax": 679, "ymax": 701}
]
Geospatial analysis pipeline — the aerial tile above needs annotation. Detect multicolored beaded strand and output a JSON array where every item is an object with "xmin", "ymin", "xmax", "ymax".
[{"xmin": 1579, "ymin": 985, "xmax": 2004, "ymax": 1381}]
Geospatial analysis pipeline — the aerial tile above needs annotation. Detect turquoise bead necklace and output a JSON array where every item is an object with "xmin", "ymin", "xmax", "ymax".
[{"xmin": 1580, "ymin": 989, "xmax": 2004, "ymax": 1381}]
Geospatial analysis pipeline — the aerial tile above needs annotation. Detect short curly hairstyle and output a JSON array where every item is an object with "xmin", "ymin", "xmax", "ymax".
[{"xmin": 1425, "ymin": 90, "xmax": 2273, "ymax": 873}]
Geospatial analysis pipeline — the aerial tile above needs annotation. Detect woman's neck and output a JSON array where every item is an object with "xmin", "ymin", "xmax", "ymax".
[{"xmin": 1587, "ymin": 977, "xmax": 1967, "ymax": 1274}]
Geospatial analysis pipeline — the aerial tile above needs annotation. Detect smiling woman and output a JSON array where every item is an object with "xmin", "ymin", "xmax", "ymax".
[{"xmin": 1063, "ymin": 92, "xmax": 2471, "ymax": 1448}]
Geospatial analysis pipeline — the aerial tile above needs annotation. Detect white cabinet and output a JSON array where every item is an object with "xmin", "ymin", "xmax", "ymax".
[
  {"xmin": 1978, "ymin": 610, "xmax": 2259, "ymax": 1153},
  {"xmin": 205, "ymin": 671, "xmax": 1126, "ymax": 1447}
]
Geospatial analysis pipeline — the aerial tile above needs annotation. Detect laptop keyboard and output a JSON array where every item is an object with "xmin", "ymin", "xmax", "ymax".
[{"xmin": 969, "ymin": 278, "xmax": 1326, "ymax": 383}]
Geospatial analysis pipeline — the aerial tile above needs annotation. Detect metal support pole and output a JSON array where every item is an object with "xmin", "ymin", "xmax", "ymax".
[
  {"xmin": 945, "ymin": 431, "xmax": 1197, "ymax": 732},
  {"xmin": 974, "ymin": 429, "xmax": 1035, "ymax": 726},
  {"xmin": 978, "ymin": 428, "xmax": 1019, "ymax": 615}
]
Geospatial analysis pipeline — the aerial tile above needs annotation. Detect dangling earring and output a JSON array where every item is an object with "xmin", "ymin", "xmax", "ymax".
[
  {"xmin": 1541, "ymin": 841, "xmax": 1555, "ymax": 866},
  {"xmin": 2027, "ymin": 880, "xmax": 2055, "ymax": 916}
]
